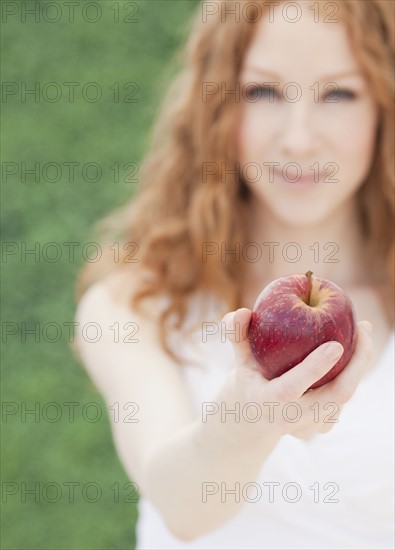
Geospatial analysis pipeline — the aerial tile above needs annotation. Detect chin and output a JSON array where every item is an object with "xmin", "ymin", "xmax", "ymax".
[{"xmin": 262, "ymin": 199, "xmax": 333, "ymax": 228}]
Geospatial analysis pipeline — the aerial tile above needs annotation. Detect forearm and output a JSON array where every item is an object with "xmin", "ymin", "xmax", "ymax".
[{"xmin": 141, "ymin": 417, "xmax": 280, "ymax": 541}]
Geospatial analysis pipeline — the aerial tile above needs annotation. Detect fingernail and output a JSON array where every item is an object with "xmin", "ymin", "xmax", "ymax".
[
  {"xmin": 360, "ymin": 321, "xmax": 372, "ymax": 336},
  {"xmin": 323, "ymin": 342, "xmax": 343, "ymax": 359}
]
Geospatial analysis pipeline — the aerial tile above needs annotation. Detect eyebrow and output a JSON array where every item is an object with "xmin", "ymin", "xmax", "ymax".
[{"xmin": 243, "ymin": 67, "xmax": 363, "ymax": 82}]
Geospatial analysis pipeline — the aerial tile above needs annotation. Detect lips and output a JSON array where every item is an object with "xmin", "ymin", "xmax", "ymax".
[{"xmin": 272, "ymin": 168, "xmax": 325, "ymax": 185}]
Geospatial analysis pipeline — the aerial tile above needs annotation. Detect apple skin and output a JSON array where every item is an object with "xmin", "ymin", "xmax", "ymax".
[{"xmin": 247, "ymin": 272, "xmax": 357, "ymax": 390}]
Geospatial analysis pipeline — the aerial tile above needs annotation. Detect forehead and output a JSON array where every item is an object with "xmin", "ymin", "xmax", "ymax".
[{"xmin": 241, "ymin": 3, "xmax": 359, "ymax": 77}]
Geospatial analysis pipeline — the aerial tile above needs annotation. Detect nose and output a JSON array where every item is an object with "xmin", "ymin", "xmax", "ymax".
[{"xmin": 279, "ymin": 101, "xmax": 319, "ymax": 158}]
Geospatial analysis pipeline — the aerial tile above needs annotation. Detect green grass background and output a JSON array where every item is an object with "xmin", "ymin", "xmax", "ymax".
[{"xmin": 1, "ymin": 1, "xmax": 200, "ymax": 548}]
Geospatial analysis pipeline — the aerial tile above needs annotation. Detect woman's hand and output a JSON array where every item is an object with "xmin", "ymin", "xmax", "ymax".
[{"xmin": 211, "ymin": 308, "xmax": 373, "ymax": 445}]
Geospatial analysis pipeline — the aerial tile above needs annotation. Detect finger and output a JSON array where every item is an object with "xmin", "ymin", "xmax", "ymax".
[
  {"xmin": 269, "ymin": 341, "xmax": 344, "ymax": 402},
  {"xmin": 318, "ymin": 321, "xmax": 373, "ymax": 403},
  {"xmin": 223, "ymin": 308, "xmax": 256, "ymax": 368}
]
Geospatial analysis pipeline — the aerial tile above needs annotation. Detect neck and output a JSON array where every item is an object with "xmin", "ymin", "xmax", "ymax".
[{"xmin": 245, "ymin": 197, "xmax": 370, "ymax": 290}]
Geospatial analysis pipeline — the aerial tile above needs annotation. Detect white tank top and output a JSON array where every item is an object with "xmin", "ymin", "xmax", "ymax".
[{"xmin": 135, "ymin": 291, "xmax": 395, "ymax": 550}]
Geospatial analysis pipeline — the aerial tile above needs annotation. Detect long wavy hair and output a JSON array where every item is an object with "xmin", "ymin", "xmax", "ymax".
[{"xmin": 76, "ymin": 0, "xmax": 395, "ymax": 363}]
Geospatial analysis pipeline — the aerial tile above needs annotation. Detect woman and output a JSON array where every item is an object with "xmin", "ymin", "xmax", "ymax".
[{"xmin": 74, "ymin": 1, "xmax": 394, "ymax": 548}]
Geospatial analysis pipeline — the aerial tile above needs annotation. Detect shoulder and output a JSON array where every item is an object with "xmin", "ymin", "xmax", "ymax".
[
  {"xmin": 74, "ymin": 267, "xmax": 191, "ymax": 398},
  {"xmin": 76, "ymin": 266, "xmax": 164, "ymax": 327},
  {"xmin": 74, "ymin": 267, "xmax": 227, "ymax": 371},
  {"xmin": 73, "ymin": 267, "xmax": 167, "ymax": 375}
]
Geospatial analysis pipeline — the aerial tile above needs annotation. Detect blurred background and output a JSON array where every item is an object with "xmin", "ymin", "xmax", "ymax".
[{"xmin": 1, "ymin": 1, "xmax": 199, "ymax": 547}]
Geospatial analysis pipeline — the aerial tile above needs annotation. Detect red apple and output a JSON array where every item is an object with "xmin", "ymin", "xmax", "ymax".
[{"xmin": 247, "ymin": 271, "xmax": 357, "ymax": 389}]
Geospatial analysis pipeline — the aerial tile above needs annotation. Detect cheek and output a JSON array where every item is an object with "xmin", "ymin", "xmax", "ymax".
[
  {"xmin": 237, "ymin": 107, "xmax": 272, "ymax": 163},
  {"xmin": 337, "ymin": 120, "xmax": 376, "ymax": 156},
  {"xmin": 324, "ymin": 102, "xmax": 378, "ymax": 177}
]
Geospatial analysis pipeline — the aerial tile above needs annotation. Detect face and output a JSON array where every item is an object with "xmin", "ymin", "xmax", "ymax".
[{"xmin": 237, "ymin": 1, "xmax": 379, "ymax": 227}]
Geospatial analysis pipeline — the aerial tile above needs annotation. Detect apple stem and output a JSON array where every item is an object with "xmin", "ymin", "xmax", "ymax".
[{"xmin": 304, "ymin": 271, "xmax": 313, "ymax": 306}]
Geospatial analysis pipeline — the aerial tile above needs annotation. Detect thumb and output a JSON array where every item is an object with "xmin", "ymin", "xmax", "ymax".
[{"xmin": 222, "ymin": 308, "xmax": 255, "ymax": 367}]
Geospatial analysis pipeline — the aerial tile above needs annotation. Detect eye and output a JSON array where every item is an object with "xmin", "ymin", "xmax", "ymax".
[
  {"xmin": 244, "ymin": 85, "xmax": 281, "ymax": 102},
  {"xmin": 323, "ymin": 89, "xmax": 357, "ymax": 102}
]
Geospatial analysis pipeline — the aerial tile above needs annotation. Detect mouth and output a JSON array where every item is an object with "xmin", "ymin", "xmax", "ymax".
[{"xmin": 272, "ymin": 169, "xmax": 326, "ymax": 187}]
